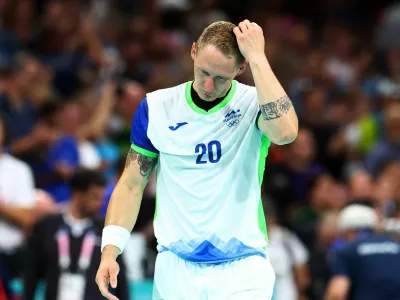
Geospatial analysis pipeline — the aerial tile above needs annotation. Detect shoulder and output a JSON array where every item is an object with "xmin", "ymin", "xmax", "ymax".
[
  {"xmin": 234, "ymin": 81, "xmax": 258, "ymax": 99},
  {"xmin": 146, "ymin": 82, "xmax": 187, "ymax": 105},
  {"xmin": 338, "ymin": 235, "xmax": 381, "ymax": 256}
]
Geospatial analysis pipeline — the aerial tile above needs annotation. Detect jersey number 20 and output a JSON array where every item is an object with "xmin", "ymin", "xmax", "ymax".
[{"xmin": 195, "ymin": 140, "xmax": 221, "ymax": 164}]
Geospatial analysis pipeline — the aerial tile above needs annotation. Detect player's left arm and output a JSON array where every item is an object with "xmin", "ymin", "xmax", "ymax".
[{"xmin": 234, "ymin": 20, "xmax": 298, "ymax": 145}]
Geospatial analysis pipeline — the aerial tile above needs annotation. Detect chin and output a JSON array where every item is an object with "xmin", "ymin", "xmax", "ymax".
[{"xmin": 201, "ymin": 93, "xmax": 216, "ymax": 101}]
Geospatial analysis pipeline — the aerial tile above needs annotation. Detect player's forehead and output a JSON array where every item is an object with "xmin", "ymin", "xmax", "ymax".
[{"xmin": 196, "ymin": 44, "xmax": 237, "ymax": 77}]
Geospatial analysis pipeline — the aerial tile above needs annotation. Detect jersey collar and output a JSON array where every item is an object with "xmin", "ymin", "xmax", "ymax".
[{"xmin": 185, "ymin": 80, "xmax": 237, "ymax": 115}]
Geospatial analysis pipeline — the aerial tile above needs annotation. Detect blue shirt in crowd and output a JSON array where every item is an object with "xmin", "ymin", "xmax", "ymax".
[{"xmin": 40, "ymin": 135, "xmax": 79, "ymax": 203}]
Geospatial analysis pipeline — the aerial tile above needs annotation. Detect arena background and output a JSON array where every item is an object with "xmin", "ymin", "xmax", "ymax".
[{"xmin": 0, "ymin": 0, "xmax": 399, "ymax": 299}]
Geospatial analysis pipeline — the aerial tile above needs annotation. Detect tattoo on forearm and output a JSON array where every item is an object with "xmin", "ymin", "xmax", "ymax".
[
  {"xmin": 260, "ymin": 95, "xmax": 292, "ymax": 120},
  {"xmin": 125, "ymin": 148, "xmax": 157, "ymax": 178}
]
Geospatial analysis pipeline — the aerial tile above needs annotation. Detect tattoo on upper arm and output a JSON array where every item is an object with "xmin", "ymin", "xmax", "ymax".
[
  {"xmin": 260, "ymin": 95, "xmax": 292, "ymax": 120},
  {"xmin": 125, "ymin": 148, "xmax": 157, "ymax": 178}
]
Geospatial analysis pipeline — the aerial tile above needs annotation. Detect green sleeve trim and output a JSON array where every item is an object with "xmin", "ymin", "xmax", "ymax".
[
  {"xmin": 131, "ymin": 144, "xmax": 158, "ymax": 158},
  {"xmin": 185, "ymin": 80, "xmax": 237, "ymax": 115},
  {"xmin": 257, "ymin": 113, "xmax": 263, "ymax": 130}
]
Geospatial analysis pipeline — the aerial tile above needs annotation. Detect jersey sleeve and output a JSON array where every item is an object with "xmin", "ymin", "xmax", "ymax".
[
  {"xmin": 255, "ymin": 110, "xmax": 262, "ymax": 130},
  {"xmin": 130, "ymin": 97, "xmax": 159, "ymax": 158},
  {"xmin": 330, "ymin": 247, "xmax": 351, "ymax": 277}
]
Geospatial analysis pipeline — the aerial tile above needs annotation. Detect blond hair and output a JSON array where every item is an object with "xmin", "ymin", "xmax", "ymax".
[{"xmin": 196, "ymin": 21, "xmax": 245, "ymax": 66}]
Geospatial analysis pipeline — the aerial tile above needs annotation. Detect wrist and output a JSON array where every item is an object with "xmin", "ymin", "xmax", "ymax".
[
  {"xmin": 101, "ymin": 224, "xmax": 131, "ymax": 255},
  {"xmin": 247, "ymin": 54, "xmax": 269, "ymax": 67},
  {"xmin": 101, "ymin": 245, "xmax": 120, "ymax": 260}
]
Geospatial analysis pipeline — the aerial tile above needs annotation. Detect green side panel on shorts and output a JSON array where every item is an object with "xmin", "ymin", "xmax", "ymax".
[
  {"xmin": 258, "ymin": 135, "xmax": 271, "ymax": 243},
  {"xmin": 185, "ymin": 80, "xmax": 237, "ymax": 115},
  {"xmin": 131, "ymin": 144, "xmax": 158, "ymax": 158}
]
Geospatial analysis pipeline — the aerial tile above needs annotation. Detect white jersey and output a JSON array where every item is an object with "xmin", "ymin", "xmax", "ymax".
[{"xmin": 131, "ymin": 80, "xmax": 270, "ymax": 263}]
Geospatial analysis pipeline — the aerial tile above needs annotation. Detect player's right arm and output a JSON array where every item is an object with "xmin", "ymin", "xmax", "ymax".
[
  {"xmin": 96, "ymin": 148, "xmax": 157, "ymax": 300},
  {"xmin": 104, "ymin": 146, "xmax": 157, "ymax": 255},
  {"xmin": 96, "ymin": 97, "xmax": 158, "ymax": 300}
]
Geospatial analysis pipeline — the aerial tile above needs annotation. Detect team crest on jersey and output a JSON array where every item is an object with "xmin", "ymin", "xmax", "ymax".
[{"xmin": 223, "ymin": 109, "xmax": 242, "ymax": 127}]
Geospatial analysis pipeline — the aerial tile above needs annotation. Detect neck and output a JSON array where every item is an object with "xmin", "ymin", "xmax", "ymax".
[{"xmin": 70, "ymin": 201, "xmax": 85, "ymax": 220}]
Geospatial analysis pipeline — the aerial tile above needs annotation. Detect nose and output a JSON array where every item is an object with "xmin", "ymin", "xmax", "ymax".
[{"xmin": 203, "ymin": 77, "xmax": 214, "ymax": 93}]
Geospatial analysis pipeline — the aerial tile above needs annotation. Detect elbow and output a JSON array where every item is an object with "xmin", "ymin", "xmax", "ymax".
[
  {"xmin": 270, "ymin": 128, "xmax": 298, "ymax": 145},
  {"xmin": 261, "ymin": 117, "xmax": 298, "ymax": 145}
]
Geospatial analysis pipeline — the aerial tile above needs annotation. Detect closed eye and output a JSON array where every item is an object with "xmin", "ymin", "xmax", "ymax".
[{"xmin": 200, "ymin": 69, "xmax": 228, "ymax": 81}]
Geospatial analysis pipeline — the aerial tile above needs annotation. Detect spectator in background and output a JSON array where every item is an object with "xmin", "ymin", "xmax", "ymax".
[
  {"xmin": 325, "ymin": 204, "xmax": 400, "ymax": 300},
  {"xmin": 347, "ymin": 170, "xmax": 375, "ymax": 202},
  {"xmin": 308, "ymin": 211, "xmax": 339, "ymax": 300},
  {"xmin": 0, "ymin": 116, "xmax": 35, "ymax": 292},
  {"xmin": 365, "ymin": 101, "xmax": 400, "ymax": 176},
  {"xmin": 263, "ymin": 127, "xmax": 325, "ymax": 223},
  {"xmin": 36, "ymin": 81, "xmax": 116, "ymax": 203},
  {"xmin": 111, "ymin": 79, "xmax": 146, "ymax": 153},
  {"xmin": 27, "ymin": 0, "xmax": 105, "ymax": 96},
  {"xmin": 35, "ymin": 101, "xmax": 80, "ymax": 204},
  {"xmin": 24, "ymin": 168, "xmax": 129, "ymax": 300},
  {"xmin": 291, "ymin": 174, "xmax": 338, "ymax": 248},
  {"xmin": 265, "ymin": 199, "xmax": 310, "ymax": 300},
  {"xmin": 0, "ymin": 56, "xmax": 57, "ymax": 166}
]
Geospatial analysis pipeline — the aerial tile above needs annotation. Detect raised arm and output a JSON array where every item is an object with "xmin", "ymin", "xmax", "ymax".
[{"xmin": 234, "ymin": 20, "xmax": 298, "ymax": 145}]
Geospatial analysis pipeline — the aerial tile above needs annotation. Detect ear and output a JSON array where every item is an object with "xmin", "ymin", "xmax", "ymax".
[
  {"xmin": 235, "ymin": 60, "xmax": 248, "ymax": 77},
  {"xmin": 191, "ymin": 42, "xmax": 196, "ymax": 61}
]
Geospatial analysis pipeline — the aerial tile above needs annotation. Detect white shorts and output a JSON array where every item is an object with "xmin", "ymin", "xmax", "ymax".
[{"xmin": 152, "ymin": 251, "xmax": 276, "ymax": 300}]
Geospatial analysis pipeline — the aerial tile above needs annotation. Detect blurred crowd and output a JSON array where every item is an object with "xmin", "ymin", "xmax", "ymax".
[{"xmin": 0, "ymin": 0, "xmax": 399, "ymax": 299}]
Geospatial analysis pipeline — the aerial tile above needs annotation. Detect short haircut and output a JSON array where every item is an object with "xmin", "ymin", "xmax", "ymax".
[
  {"xmin": 196, "ymin": 21, "xmax": 245, "ymax": 66},
  {"xmin": 69, "ymin": 168, "xmax": 107, "ymax": 192}
]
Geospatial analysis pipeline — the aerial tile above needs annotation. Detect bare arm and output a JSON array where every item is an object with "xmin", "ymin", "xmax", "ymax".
[
  {"xmin": 77, "ymin": 82, "xmax": 116, "ymax": 141},
  {"xmin": 324, "ymin": 276, "xmax": 350, "ymax": 300},
  {"xmin": 233, "ymin": 20, "xmax": 298, "ymax": 145},
  {"xmin": 8, "ymin": 134, "xmax": 40, "ymax": 155},
  {"xmin": 253, "ymin": 63, "xmax": 298, "ymax": 145},
  {"xmin": 294, "ymin": 264, "xmax": 311, "ymax": 298},
  {"xmin": 0, "ymin": 205, "xmax": 34, "ymax": 232},
  {"xmin": 101, "ymin": 147, "xmax": 157, "ymax": 259}
]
